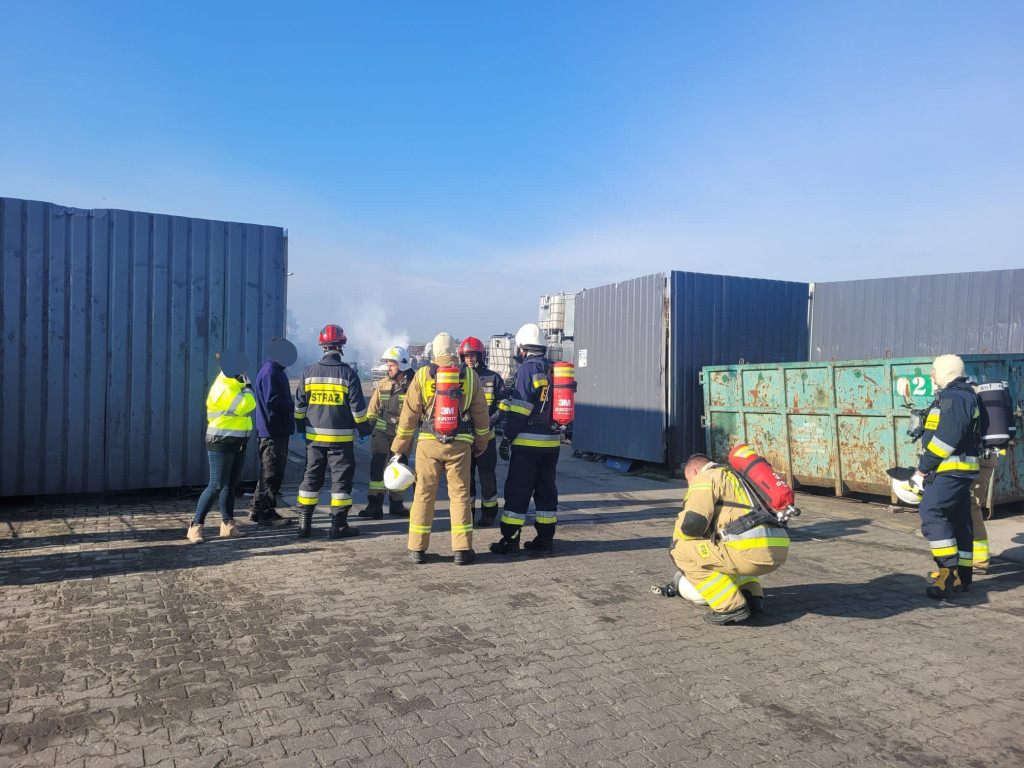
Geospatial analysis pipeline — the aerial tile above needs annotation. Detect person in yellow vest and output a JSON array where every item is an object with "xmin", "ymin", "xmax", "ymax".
[
  {"xmin": 391, "ymin": 333, "xmax": 491, "ymax": 565},
  {"xmin": 665, "ymin": 453, "xmax": 789, "ymax": 624},
  {"xmin": 187, "ymin": 365, "xmax": 256, "ymax": 543}
]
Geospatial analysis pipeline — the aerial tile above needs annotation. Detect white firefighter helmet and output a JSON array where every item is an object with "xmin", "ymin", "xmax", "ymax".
[
  {"xmin": 673, "ymin": 571, "xmax": 708, "ymax": 605},
  {"xmin": 886, "ymin": 466, "xmax": 922, "ymax": 505},
  {"xmin": 891, "ymin": 477, "xmax": 923, "ymax": 505},
  {"xmin": 381, "ymin": 345, "xmax": 413, "ymax": 372},
  {"xmin": 515, "ymin": 323, "xmax": 545, "ymax": 351},
  {"xmin": 384, "ymin": 456, "xmax": 416, "ymax": 491}
]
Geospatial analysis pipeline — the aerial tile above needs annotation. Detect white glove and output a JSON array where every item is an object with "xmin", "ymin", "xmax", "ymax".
[{"xmin": 901, "ymin": 474, "xmax": 925, "ymax": 499}]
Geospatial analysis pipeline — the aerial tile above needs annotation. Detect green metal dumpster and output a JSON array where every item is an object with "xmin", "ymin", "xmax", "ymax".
[{"xmin": 701, "ymin": 356, "xmax": 1024, "ymax": 504}]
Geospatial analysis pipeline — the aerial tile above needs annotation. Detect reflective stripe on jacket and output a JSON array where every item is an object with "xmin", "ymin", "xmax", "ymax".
[
  {"xmin": 294, "ymin": 352, "xmax": 370, "ymax": 445},
  {"xmin": 206, "ymin": 373, "xmax": 256, "ymax": 444},
  {"xmin": 919, "ymin": 377, "xmax": 981, "ymax": 477}
]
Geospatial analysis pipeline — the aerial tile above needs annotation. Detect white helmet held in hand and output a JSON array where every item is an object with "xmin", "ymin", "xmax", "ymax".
[
  {"xmin": 384, "ymin": 456, "xmax": 416, "ymax": 491},
  {"xmin": 515, "ymin": 323, "xmax": 545, "ymax": 351},
  {"xmin": 381, "ymin": 345, "xmax": 413, "ymax": 372}
]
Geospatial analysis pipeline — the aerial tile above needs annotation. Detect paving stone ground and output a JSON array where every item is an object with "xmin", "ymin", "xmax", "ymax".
[{"xmin": 2, "ymin": 440, "xmax": 1024, "ymax": 767}]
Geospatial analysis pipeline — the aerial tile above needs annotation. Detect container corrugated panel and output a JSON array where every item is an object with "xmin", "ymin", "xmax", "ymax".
[
  {"xmin": 0, "ymin": 197, "xmax": 286, "ymax": 496},
  {"xmin": 810, "ymin": 269, "xmax": 1024, "ymax": 361},
  {"xmin": 703, "ymin": 355, "xmax": 1024, "ymax": 504},
  {"xmin": 573, "ymin": 274, "xmax": 667, "ymax": 462},
  {"xmin": 669, "ymin": 272, "xmax": 810, "ymax": 464}
]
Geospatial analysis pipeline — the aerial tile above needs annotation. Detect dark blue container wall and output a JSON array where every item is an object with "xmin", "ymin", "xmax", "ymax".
[
  {"xmin": 0, "ymin": 197, "xmax": 287, "ymax": 496},
  {"xmin": 669, "ymin": 272, "xmax": 810, "ymax": 463},
  {"xmin": 573, "ymin": 274, "xmax": 667, "ymax": 462},
  {"xmin": 809, "ymin": 269, "xmax": 1024, "ymax": 361}
]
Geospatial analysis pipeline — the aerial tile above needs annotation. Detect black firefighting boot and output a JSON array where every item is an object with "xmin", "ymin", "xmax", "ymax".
[
  {"xmin": 260, "ymin": 509, "xmax": 294, "ymax": 527},
  {"xmin": 296, "ymin": 509, "xmax": 313, "ymax": 538},
  {"xmin": 524, "ymin": 523, "xmax": 555, "ymax": 556},
  {"xmin": 477, "ymin": 503, "xmax": 497, "ymax": 527},
  {"xmin": 328, "ymin": 513, "xmax": 361, "ymax": 539},
  {"xmin": 357, "ymin": 495, "xmax": 384, "ymax": 520},
  {"xmin": 389, "ymin": 498, "xmax": 410, "ymax": 517},
  {"xmin": 957, "ymin": 565, "xmax": 973, "ymax": 593},
  {"xmin": 740, "ymin": 588, "xmax": 765, "ymax": 614},
  {"xmin": 926, "ymin": 566, "xmax": 961, "ymax": 599},
  {"xmin": 489, "ymin": 522, "xmax": 521, "ymax": 556},
  {"xmin": 703, "ymin": 605, "xmax": 752, "ymax": 625},
  {"xmin": 248, "ymin": 506, "xmax": 263, "ymax": 524},
  {"xmin": 454, "ymin": 549, "xmax": 476, "ymax": 566}
]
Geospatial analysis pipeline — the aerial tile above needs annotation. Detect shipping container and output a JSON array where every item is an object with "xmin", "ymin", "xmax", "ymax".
[
  {"xmin": 702, "ymin": 355, "xmax": 1024, "ymax": 504},
  {"xmin": 573, "ymin": 272, "xmax": 809, "ymax": 465},
  {"xmin": 809, "ymin": 269, "xmax": 1024, "ymax": 361},
  {"xmin": 0, "ymin": 197, "xmax": 287, "ymax": 497}
]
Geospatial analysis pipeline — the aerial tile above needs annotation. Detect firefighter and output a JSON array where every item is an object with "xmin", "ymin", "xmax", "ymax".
[
  {"xmin": 359, "ymin": 346, "xmax": 414, "ymax": 520},
  {"xmin": 898, "ymin": 354, "xmax": 981, "ymax": 598},
  {"xmin": 490, "ymin": 323, "xmax": 561, "ymax": 557},
  {"xmin": 666, "ymin": 454, "xmax": 789, "ymax": 624},
  {"xmin": 293, "ymin": 324, "xmax": 372, "ymax": 539},
  {"xmin": 459, "ymin": 336, "xmax": 506, "ymax": 526},
  {"xmin": 391, "ymin": 332, "xmax": 491, "ymax": 565}
]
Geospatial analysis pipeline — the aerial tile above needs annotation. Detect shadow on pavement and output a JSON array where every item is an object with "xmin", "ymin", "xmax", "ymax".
[
  {"xmin": 758, "ymin": 566, "xmax": 1024, "ymax": 623},
  {"xmin": 788, "ymin": 517, "xmax": 874, "ymax": 540},
  {"xmin": 0, "ymin": 533, "xmax": 318, "ymax": 586}
]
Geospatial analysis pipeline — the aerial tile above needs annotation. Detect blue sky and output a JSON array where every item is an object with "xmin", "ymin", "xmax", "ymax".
[{"xmin": 2, "ymin": 1, "xmax": 1023, "ymax": 356}]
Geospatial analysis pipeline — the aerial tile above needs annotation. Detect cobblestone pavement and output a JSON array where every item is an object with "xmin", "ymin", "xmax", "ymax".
[{"xmin": 2, "ymin": 443, "xmax": 1024, "ymax": 767}]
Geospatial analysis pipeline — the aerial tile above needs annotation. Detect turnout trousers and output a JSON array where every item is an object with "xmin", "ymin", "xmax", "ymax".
[
  {"xmin": 408, "ymin": 439, "xmax": 474, "ymax": 553},
  {"xmin": 919, "ymin": 473, "xmax": 974, "ymax": 570},
  {"xmin": 671, "ymin": 533, "xmax": 788, "ymax": 614},
  {"xmin": 500, "ymin": 447, "xmax": 559, "ymax": 544},
  {"xmin": 968, "ymin": 455, "xmax": 997, "ymax": 566},
  {"xmin": 296, "ymin": 442, "xmax": 356, "ymax": 521},
  {"xmin": 469, "ymin": 438, "xmax": 499, "ymax": 515},
  {"xmin": 249, "ymin": 436, "xmax": 290, "ymax": 515}
]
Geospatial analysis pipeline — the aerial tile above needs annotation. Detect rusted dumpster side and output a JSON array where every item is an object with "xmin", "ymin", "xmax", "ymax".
[{"xmin": 702, "ymin": 356, "xmax": 1024, "ymax": 504}]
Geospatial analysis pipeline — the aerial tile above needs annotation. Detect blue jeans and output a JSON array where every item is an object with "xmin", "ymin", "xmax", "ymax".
[{"xmin": 193, "ymin": 449, "xmax": 245, "ymax": 525}]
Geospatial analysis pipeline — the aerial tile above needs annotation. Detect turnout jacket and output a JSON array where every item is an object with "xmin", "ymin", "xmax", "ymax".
[
  {"xmin": 674, "ymin": 464, "xmax": 789, "ymax": 567},
  {"xmin": 917, "ymin": 376, "xmax": 981, "ymax": 477},
  {"xmin": 463, "ymin": 363, "xmax": 506, "ymax": 440},
  {"xmin": 391, "ymin": 364, "xmax": 490, "ymax": 456},
  {"xmin": 366, "ymin": 372, "xmax": 412, "ymax": 453},
  {"xmin": 205, "ymin": 373, "xmax": 256, "ymax": 451},
  {"xmin": 293, "ymin": 352, "xmax": 371, "ymax": 445},
  {"xmin": 500, "ymin": 353, "xmax": 560, "ymax": 451}
]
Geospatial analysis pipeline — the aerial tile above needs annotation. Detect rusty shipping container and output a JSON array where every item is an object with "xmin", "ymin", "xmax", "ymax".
[
  {"xmin": 0, "ymin": 197, "xmax": 287, "ymax": 497},
  {"xmin": 702, "ymin": 355, "xmax": 1024, "ymax": 505}
]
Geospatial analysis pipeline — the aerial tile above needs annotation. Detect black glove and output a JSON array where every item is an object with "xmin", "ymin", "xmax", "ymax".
[
  {"xmin": 499, "ymin": 438, "xmax": 511, "ymax": 461},
  {"xmin": 238, "ymin": 373, "xmax": 251, "ymax": 387}
]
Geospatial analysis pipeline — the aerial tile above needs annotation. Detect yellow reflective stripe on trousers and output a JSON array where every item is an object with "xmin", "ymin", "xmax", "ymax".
[
  {"xmin": 410, "ymin": 524, "xmax": 431, "ymax": 534},
  {"xmin": 696, "ymin": 572, "xmax": 740, "ymax": 610},
  {"xmin": 297, "ymin": 493, "xmax": 319, "ymax": 505},
  {"xmin": 501, "ymin": 512, "xmax": 526, "ymax": 525},
  {"xmin": 535, "ymin": 513, "xmax": 557, "ymax": 524},
  {"xmin": 451, "ymin": 524, "xmax": 473, "ymax": 534},
  {"xmin": 929, "ymin": 537, "xmax": 957, "ymax": 557}
]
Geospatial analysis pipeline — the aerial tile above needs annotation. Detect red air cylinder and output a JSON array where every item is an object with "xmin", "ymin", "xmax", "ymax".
[
  {"xmin": 727, "ymin": 444, "xmax": 795, "ymax": 511},
  {"xmin": 551, "ymin": 362, "xmax": 576, "ymax": 426},
  {"xmin": 433, "ymin": 367, "xmax": 461, "ymax": 435}
]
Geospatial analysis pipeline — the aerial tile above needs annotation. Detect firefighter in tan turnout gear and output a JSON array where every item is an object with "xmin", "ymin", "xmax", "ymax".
[
  {"xmin": 359, "ymin": 345, "xmax": 414, "ymax": 520},
  {"xmin": 668, "ymin": 454, "xmax": 790, "ymax": 625},
  {"xmin": 391, "ymin": 333, "xmax": 491, "ymax": 565}
]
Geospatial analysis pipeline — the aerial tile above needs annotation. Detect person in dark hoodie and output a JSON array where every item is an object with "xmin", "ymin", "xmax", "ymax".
[{"xmin": 248, "ymin": 338, "xmax": 296, "ymax": 526}]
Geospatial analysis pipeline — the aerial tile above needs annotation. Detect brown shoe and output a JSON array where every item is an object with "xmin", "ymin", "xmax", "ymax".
[
  {"xmin": 220, "ymin": 520, "xmax": 246, "ymax": 538},
  {"xmin": 186, "ymin": 524, "xmax": 204, "ymax": 544}
]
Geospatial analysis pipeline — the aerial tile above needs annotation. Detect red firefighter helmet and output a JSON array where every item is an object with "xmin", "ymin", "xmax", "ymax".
[
  {"xmin": 459, "ymin": 336, "xmax": 487, "ymax": 365},
  {"xmin": 318, "ymin": 324, "xmax": 347, "ymax": 349}
]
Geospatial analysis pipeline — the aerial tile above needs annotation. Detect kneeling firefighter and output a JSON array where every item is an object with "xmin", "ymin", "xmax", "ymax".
[
  {"xmin": 391, "ymin": 333, "xmax": 491, "ymax": 565},
  {"xmin": 459, "ymin": 336, "xmax": 506, "ymax": 526},
  {"xmin": 897, "ymin": 354, "xmax": 981, "ymax": 598},
  {"xmin": 667, "ymin": 452, "xmax": 790, "ymax": 625},
  {"xmin": 360, "ymin": 345, "xmax": 414, "ymax": 519}
]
